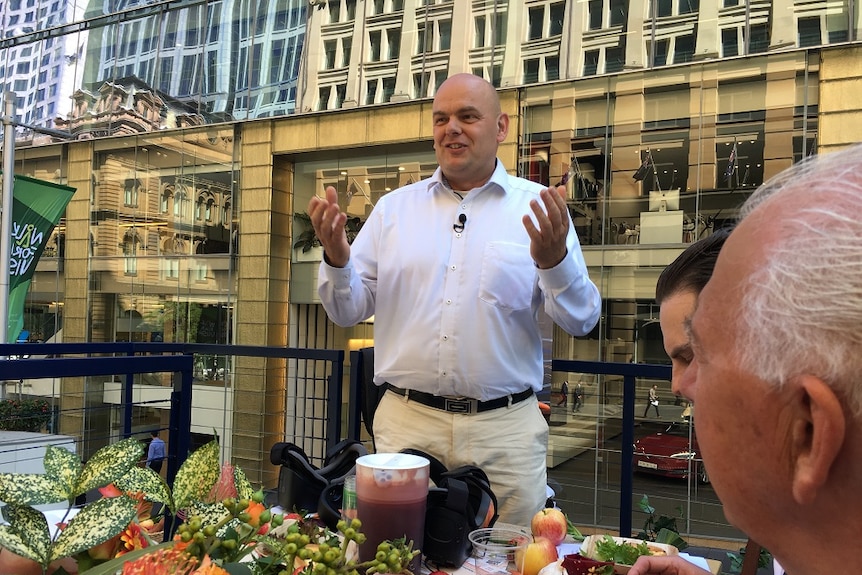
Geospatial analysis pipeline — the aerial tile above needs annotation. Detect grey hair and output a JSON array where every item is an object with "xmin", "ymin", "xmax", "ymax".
[{"xmin": 734, "ymin": 143, "xmax": 862, "ymax": 417}]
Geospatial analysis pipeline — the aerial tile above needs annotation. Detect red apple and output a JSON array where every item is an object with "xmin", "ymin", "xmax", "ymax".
[
  {"xmin": 514, "ymin": 536, "xmax": 558, "ymax": 575},
  {"xmin": 530, "ymin": 508, "xmax": 568, "ymax": 546}
]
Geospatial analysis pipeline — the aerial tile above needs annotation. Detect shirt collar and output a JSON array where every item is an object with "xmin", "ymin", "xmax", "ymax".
[{"xmin": 428, "ymin": 159, "xmax": 508, "ymax": 196}]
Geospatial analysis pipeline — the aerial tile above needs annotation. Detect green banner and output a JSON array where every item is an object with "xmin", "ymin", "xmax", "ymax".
[{"xmin": 6, "ymin": 174, "xmax": 76, "ymax": 342}]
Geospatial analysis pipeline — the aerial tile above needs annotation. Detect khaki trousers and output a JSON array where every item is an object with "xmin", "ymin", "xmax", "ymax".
[{"xmin": 373, "ymin": 390, "xmax": 548, "ymax": 527}]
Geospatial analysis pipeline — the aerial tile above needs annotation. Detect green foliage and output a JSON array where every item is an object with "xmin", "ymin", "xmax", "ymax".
[
  {"xmin": 594, "ymin": 535, "xmax": 654, "ymax": 565},
  {"xmin": 727, "ymin": 546, "xmax": 773, "ymax": 573},
  {"xmin": 115, "ymin": 465, "xmax": 173, "ymax": 508},
  {"xmin": 50, "ymin": 496, "xmax": 138, "ymax": 561},
  {"xmin": 172, "ymin": 439, "xmax": 221, "ymax": 512},
  {"xmin": 293, "ymin": 212, "xmax": 364, "ymax": 252},
  {"xmin": 566, "ymin": 516, "xmax": 586, "ymax": 542},
  {"xmin": 0, "ymin": 437, "xmax": 419, "ymax": 575},
  {"xmin": 0, "ymin": 505, "xmax": 51, "ymax": 563},
  {"xmin": 635, "ymin": 494, "xmax": 688, "ymax": 551},
  {"xmin": 0, "ymin": 435, "xmax": 228, "ymax": 572},
  {"xmin": 76, "ymin": 437, "xmax": 144, "ymax": 496},
  {"xmin": 0, "ymin": 398, "xmax": 52, "ymax": 431},
  {"xmin": 0, "ymin": 440, "xmax": 145, "ymax": 570}
]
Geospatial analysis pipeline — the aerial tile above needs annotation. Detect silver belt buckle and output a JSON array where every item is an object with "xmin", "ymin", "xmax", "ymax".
[{"xmin": 444, "ymin": 398, "xmax": 478, "ymax": 414}]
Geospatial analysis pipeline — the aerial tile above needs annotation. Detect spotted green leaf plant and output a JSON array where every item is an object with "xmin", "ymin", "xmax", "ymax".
[{"xmin": 0, "ymin": 435, "xmax": 244, "ymax": 573}]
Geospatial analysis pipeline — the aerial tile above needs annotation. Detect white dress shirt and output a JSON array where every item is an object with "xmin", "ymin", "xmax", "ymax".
[{"xmin": 318, "ymin": 160, "xmax": 601, "ymax": 401}]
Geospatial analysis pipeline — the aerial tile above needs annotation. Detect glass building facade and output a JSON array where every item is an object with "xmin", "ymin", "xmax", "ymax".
[{"xmin": 4, "ymin": 0, "xmax": 862, "ymax": 541}]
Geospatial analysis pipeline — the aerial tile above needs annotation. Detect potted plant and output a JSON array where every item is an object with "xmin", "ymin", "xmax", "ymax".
[
  {"xmin": 0, "ymin": 398, "xmax": 52, "ymax": 432},
  {"xmin": 293, "ymin": 213, "xmax": 364, "ymax": 262},
  {"xmin": 0, "ymin": 437, "xmax": 419, "ymax": 575}
]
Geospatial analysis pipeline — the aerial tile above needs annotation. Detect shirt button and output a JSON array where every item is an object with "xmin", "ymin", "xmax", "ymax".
[
  {"xmin": 451, "ymin": 265, "xmax": 456, "ymax": 270},
  {"xmin": 446, "ymin": 299, "xmax": 452, "ymax": 305},
  {"xmin": 442, "ymin": 371, "xmax": 447, "ymax": 377},
  {"xmin": 461, "ymin": 204, "xmax": 467, "ymax": 209},
  {"xmin": 442, "ymin": 335, "xmax": 449, "ymax": 341},
  {"xmin": 455, "ymin": 232, "xmax": 462, "ymax": 238}
]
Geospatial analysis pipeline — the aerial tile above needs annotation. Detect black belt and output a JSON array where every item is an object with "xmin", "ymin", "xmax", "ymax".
[{"xmin": 385, "ymin": 384, "xmax": 534, "ymax": 414}]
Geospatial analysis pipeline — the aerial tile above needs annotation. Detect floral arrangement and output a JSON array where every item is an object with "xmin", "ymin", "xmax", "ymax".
[
  {"xmin": 0, "ymin": 437, "xmax": 419, "ymax": 575},
  {"xmin": 0, "ymin": 398, "xmax": 52, "ymax": 432}
]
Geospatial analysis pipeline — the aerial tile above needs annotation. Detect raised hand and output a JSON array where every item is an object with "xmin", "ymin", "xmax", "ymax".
[
  {"xmin": 522, "ymin": 185, "xmax": 569, "ymax": 269},
  {"xmin": 307, "ymin": 186, "xmax": 350, "ymax": 268}
]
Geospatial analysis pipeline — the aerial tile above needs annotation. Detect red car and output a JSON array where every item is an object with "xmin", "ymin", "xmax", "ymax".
[{"xmin": 633, "ymin": 422, "xmax": 709, "ymax": 483}]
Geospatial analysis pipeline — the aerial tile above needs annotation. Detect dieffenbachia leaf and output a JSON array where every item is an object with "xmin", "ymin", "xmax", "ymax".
[
  {"xmin": 0, "ymin": 473, "xmax": 68, "ymax": 505},
  {"xmin": 44, "ymin": 445, "xmax": 83, "ymax": 499},
  {"xmin": 173, "ymin": 440, "xmax": 220, "ymax": 511},
  {"xmin": 114, "ymin": 465, "xmax": 174, "ymax": 511},
  {"xmin": 0, "ymin": 504, "xmax": 52, "ymax": 564},
  {"xmin": 187, "ymin": 500, "xmax": 231, "ymax": 529},
  {"xmin": 75, "ymin": 437, "xmax": 143, "ymax": 495},
  {"xmin": 50, "ymin": 495, "xmax": 138, "ymax": 561},
  {"xmin": 233, "ymin": 465, "xmax": 254, "ymax": 500}
]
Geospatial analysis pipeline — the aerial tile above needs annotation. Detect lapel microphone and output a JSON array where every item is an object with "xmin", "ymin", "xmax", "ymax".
[{"xmin": 453, "ymin": 213, "xmax": 467, "ymax": 232}]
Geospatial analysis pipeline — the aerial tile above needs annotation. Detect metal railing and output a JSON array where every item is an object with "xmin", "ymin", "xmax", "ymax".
[
  {"xmin": 0, "ymin": 342, "xmax": 345, "ymax": 487},
  {"xmin": 2, "ymin": 344, "xmax": 725, "ymax": 543},
  {"xmin": 551, "ymin": 359, "xmax": 671, "ymax": 538}
]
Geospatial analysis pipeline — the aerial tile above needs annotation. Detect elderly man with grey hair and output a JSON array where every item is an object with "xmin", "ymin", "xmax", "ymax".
[{"xmin": 630, "ymin": 143, "xmax": 862, "ymax": 575}]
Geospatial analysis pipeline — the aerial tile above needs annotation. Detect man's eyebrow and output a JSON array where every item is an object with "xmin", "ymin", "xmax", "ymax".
[
  {"xmin": 434, "ymin": 105, "xmax": 481, "ymax": 117},
  {"xmin": 683, "ymin": 315, "xmax": 699, "ymax": 352}
]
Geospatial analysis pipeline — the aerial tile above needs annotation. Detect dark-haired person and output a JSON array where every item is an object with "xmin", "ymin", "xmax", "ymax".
[
  {"xmin": 146, "ymin": 430, "xmax": 165, "ymax": 474},
  {"xmin": 307, "ymin": 73, "xmax": 601, "ymax": 525},
  {"xmin": 630, "ymin": 146, "xmax": 862, "ymax": 575},
  {"xmin": 655, "ymin": 229, "xmax": 730, "ymax": 394}
]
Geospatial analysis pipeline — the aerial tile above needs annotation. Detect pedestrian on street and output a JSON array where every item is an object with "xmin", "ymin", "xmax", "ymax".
[
  {"xmin": 557, "ymin": 381, "xmax": 569, "ymax": 407},
  {"xmin": 573, "ymin": 381, "xmax": 584, "ymax": 412},
  {"xmin": 643, "ymin": 384, "xmax": 660, "ymax": 417}
]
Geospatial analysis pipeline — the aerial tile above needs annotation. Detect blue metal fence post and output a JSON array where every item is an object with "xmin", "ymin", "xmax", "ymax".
[
  {"xmin": 163, "ymin": 354, "xmax": 194, "ymax": 538},
  {"xmin": 619, "ymin": 371, "xmax": 636, "ymax": 538},
  {"xmin": 166, "ymin": 358, "xmax": 194, "ymax": 483},
  {"xmin": 121, "ymin": 349, "xmax": 135, "ymax": 438}
]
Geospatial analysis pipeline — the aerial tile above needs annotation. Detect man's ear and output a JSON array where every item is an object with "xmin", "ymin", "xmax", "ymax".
[
  {"xmin": 496, "ymin": 113, "xmax": 509, "ymax": 142},
  {"xmin": 791, "ymin": 374, "xmax": 845, "ymax": 505}
]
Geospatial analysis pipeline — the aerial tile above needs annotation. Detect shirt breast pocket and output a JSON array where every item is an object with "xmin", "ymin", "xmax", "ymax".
[{"xmin": 479, "ymin": 242, "xmax": 535, "ymax": 311}]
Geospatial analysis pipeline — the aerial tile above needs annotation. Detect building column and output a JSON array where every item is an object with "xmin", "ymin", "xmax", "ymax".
[{"xmin": 234, "ymin": 122, "xmax": 291, "ymax": 486}]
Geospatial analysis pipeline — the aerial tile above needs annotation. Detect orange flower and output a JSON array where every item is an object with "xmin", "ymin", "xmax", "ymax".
[
  {"xmin": 191, "ymin": 555, "xmax": 229, "ymax": 575},
  {"xmin": 121, "ymin": 546, "xmax": 199, "ymax": 575},
  {"xmin": 119, "ymin": 523, "xmax": 150, "ymax": 554},
  {"xmin": 244, "ymin": 501, "xmax": 266, "ymax": 528},
  {"xmin": 172, "ymin": 537, "xmax": 190, "ymax": 552}
]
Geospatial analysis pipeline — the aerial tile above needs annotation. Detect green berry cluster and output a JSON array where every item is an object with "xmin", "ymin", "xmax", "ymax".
[
  {"xmin": 365, "ymin": 538, "xmax": 420, "ymax": 575},
  {"xmin": 261, "ymin": 517, "xmax": 419, "ymax": 575},
  {"xmin": 175, "ymin": 489, "xmax": 284, "ymax": 564}
]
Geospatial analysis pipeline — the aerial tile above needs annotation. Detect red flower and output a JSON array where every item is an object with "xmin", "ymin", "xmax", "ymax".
[{"xmin": 99, "ymin": 484, "xmax": 124, "ymax": 498}]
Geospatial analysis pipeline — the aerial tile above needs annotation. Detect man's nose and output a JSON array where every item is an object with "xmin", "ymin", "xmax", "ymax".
[{"xmin": 445, "ymin": 119, "xmax": 462, "ymax": 134}]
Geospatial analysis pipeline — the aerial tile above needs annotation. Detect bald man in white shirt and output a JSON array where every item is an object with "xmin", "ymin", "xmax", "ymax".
[{"xmin": 308, "ymin": 74, "xmax": 600, "ymax": 525}]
